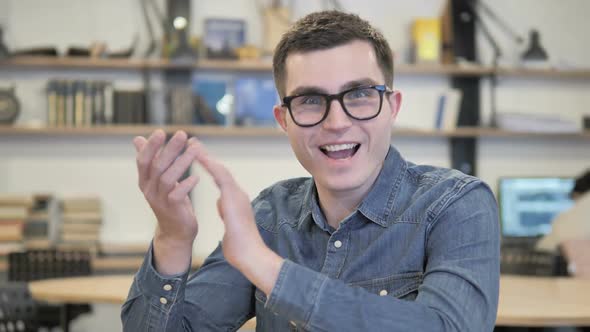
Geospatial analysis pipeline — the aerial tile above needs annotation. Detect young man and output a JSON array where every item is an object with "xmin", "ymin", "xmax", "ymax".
[
  {"xmin": 536, "ymin": 170, "xmax": 590, "ymax": 252},
  {"xmin": 122, "ymin": 11, "xmax": 500, "ymax": 331}
]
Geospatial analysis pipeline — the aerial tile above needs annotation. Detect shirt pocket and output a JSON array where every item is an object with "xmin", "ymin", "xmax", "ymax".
[{"xmin": 348, "ymin": 271, "xmax": 422, "ymax": 301}]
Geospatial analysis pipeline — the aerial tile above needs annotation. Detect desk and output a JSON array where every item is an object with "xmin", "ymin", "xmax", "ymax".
[
  {"xmin": 497, "ymin": 275, "xmax": 590, "ymax": 326},
  {"xmin": 29, "ymin": 275, "xmax": 590, "ymax": 328}
]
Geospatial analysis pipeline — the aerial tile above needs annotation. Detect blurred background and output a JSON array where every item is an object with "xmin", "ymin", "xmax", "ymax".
[{"xmin": 1, "ymin": 1, "xmax": 589, "ymax": 331}]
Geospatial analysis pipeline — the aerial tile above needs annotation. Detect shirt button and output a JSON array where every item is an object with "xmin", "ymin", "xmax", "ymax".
[
  {"xmin": 334, "ymin": 240, "xmax": 342, "ymax": 248},
  {"xmin": 379, "ymin": 289, "xmax": 388, "ymax": 296},
  {"xmin": 163, "ymin": 284, "xmax": 172, "ymax": 291},
  {"xmin": 160, "ymin": 297, "xmax": 168, "ymax": 304}
]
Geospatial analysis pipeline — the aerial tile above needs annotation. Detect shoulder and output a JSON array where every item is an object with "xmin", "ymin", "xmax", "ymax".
[
  {"xmin": 251, "ymin": 177, "xmax": 313, "ymax": 232},
  {"xmin": 403, "ymin": 163, "xmax": 496, "ymax": 220},
  {"xmin": 406, "ymin": 163, "xmax": 486, "ymax": 196}
]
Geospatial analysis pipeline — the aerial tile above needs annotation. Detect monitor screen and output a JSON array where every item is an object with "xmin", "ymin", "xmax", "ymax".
[{"xmin": 499, "ymin": 177, "xmax": 575, "ymax": 237}]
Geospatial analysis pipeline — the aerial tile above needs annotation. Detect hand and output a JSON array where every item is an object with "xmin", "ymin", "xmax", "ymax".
[
  {"xmin": 192, "ymin": 139, "xmax": 283, "ymax": 294},
  {"xmin": 189, "ymin": 139, "xmax": 265, "ymax": 270},
  {"xmin": 133, "ymin": 129, "xmax": 201, "ymax": 274}
]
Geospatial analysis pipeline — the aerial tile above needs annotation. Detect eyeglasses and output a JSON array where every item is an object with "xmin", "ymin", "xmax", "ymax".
[{"xmin": 282, "ymin": 85, "xmax": 393, "ymax": 127}]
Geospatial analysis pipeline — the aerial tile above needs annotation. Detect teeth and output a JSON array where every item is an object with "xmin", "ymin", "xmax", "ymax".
[{"xmin": 321, "ymin": 143, "xmax": 358, "ymax": 152}]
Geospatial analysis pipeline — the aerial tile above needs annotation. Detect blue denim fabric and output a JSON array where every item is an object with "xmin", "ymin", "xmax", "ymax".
[{"xmin": 121, "ymin": 146, "xmax": 500, "ymax": 331}]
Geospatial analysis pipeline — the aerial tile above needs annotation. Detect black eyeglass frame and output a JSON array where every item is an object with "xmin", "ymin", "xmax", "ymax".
[{"xmin": 281, "ymin": 84, "xmax": 393, "ymax": 127}]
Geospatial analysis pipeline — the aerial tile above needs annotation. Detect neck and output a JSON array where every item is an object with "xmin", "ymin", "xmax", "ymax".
[
  {"xmin": 315, "ymin": 167, "xmax": 382, "ymax": 229},
  {"xmin": 316, "ymin": 187, "xmax": 363, "ymax": 229}
]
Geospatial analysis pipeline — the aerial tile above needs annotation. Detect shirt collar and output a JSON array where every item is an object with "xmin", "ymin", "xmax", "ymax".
[
  {"xmin": 298, "ymin": 145, "xmax": 406, "ymax": 230},
  {"xmin": 357, "ymin": 146, "xmax": 406, "ymax": 227},
  {"xmin": 297, "ymin": 181, "xmax": 333, "ymax": 232}
]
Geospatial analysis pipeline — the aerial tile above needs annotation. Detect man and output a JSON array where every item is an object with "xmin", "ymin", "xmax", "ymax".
[
  {"xmin": 122, "ymin": 11, "xmax": 500, "ymax": 331},
  {"xmin": 537, "ymin": 170, "xmax": 590, "ymax": 252}
]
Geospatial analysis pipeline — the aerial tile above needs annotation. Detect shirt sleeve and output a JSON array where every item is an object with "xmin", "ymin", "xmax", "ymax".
[
  {"xmin": 265, "ymin": 181, "xmax": 500, "ymax": 332},
  {"xmin": 121, "ymin": 241, "xmax": 255, "ymax": 332}
]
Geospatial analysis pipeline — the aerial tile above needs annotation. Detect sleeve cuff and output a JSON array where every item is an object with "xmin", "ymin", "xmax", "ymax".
[
  {"xmin": 265, "ymin": 259, "xmax": 327, "ymax": 329},
  {"xmin": 135, "ymin": 240, "xmax": 191, "ymax": 311}
]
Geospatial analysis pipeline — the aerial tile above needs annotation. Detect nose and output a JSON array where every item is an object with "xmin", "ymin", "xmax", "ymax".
[{"xmin": 322, "ymin": 99, "xmax": 352, "ymax": 130}]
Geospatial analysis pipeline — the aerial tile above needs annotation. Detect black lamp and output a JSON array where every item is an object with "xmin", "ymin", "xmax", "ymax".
[
  {"xmin": 463, "ymin": 0, "xmax": 546, "ymax": 128},
  {"xmin": 521, "ymin": 29, "xmax": 549, "ymax": 62}
]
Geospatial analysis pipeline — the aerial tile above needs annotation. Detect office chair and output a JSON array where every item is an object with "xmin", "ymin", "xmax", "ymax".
[
  {"xmin": 0, "ymin": 282, "xmax": 38, "ymax": 332},
  {"xmin": 8, "ymin": 249, "xmax": 93, "ymax": 329}
]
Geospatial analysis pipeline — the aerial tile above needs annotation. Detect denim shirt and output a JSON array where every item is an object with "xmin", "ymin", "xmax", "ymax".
[{"xmin": 121, "ymin": 146, "xmax": 500, "ymax": 332}]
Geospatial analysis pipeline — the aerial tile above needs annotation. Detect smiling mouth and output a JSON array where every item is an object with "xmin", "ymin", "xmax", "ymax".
[{"xmin": 319, "ymin": 143, "xmax": 361, "ymax": 159}]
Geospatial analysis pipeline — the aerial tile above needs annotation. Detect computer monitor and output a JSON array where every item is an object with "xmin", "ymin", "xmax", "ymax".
[{"xmin": 498, "ymin": 177, "xmax": 575, "ymax": 238}]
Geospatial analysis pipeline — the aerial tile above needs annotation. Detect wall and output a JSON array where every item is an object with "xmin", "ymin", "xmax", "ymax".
[
  {"xmin": 1, "ymin": 2, "xmax": 590, "ymax": 330},
  {"xmin": 1, "ymin": 0, "xmax": 589, "ymax": 256},
  {"xmin": 0, "ymin": 0, "xmax": 590, "ymax": 254}
]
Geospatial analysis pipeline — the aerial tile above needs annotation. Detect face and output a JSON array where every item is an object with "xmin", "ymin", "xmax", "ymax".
[{"xmin": 273, "ymin": 40, "xmax": 402, "ymax": 197}]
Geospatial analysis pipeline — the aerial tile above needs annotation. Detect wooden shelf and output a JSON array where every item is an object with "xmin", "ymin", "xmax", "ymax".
[
  {"xmin": 396, "ymin": 64, "xmax": 493, "ymax": 76},
  {"xmin": 0, "ymin": 125, "xmax": 443, "ymax": 138},
  {"xmin": 0, "ymin": 125, "xmax": 588, "ymax": 139},
  {"xmin": 3, "ymin": 56, "xmax": 590, "ymax": 78},
  {"xmin": 495, "ymin": 67, "xmax": 590, "ymax": 79},
  {"xmin": 0, "ymin": 56, "xmax": 150, "ymax": 70},
  {"xmin": 0, "ymin": 125, "xmax": 286, "ymax": 137}
]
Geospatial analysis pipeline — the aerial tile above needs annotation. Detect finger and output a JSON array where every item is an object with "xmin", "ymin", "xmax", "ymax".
[
  {"xmin": 136, "ymin": 131, "xmax": 166, "ymax": 189},
  {"xmin": 216, "ymin": 198, "xmax": 224, "ymax": 220},
  {"xmin": 133, "ymin": 136, "xmax": 148, "ymax": 153},
  {"xmin": 151, "ymin": 131, "xmax": 189, "ymax": 185},
  {"xmin": 168, "ymin": 175, "xmax": 200, "ymax": 203},
  {"xmin": 191, "ymin": 140, "xmax": 236, "ymax": 190},
  {"xmin": 157, "ymin": 138, "xmax": 201, "ymax": 195}
]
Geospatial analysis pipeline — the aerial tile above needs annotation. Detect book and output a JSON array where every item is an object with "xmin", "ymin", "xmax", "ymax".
[
  {"xmin": 47, "ymin": 79, "xmax": 115, "ymax": 127},
  {"xmin": 62, "ymin": 211, "xmax": 102, "ymax": 224},
  {"xmin": 114, "ymin": 90, "xmax": 147, "ymax": 124},
  {"xmin": 204, "ymin": 18, "xmax": 246, "ymax": 59},
  {"xmin": 412, "ymin": 18, "xmax": 441, "ymax": 64},
  {"xmin": 496, "ymin": 112, "xmax": 580, "ymax": 133},
  {"xmin": 61, "ymin": 232, "xmax": 100, "ymax": 242},
  {"xmin": 0, "ymin": 194, "xmax": 33, "ymax": 207},
  {"xmin": 434, "ymin": 88, "xmax": 463, "ymax": 131},
  {"xmin": 167, "ymin": 87, "xmax": 194, "ymax": 124},
  {"xmin": 0, "ymin": 206, "xmax": 29, "ymax": 220},
  {"xmin": 62, "ymin": 223, "xmax": 101, "ymax": 233},
  {"xmin": 262, "ymin": 5, "xmax": 291, "ymax": 54},
  {"xmin": 192, "ymin": 76, "xmax": 231, "ymax": 125},
  {"xmin": 0, "ymin": 221, "xmax": 23, "ymax": 241},
  {"xmin": 234, "ymin": 77, "xmax": 279, "ymax": 126},
  {"xmin": 61, "ymin": 196, "xmax": 101, "ymax": 212}
]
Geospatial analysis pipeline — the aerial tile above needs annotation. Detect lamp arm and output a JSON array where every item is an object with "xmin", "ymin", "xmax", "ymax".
[
  {"xmin": 464, "ymin": 0, "xmax": 502, "ymax": 63},
  {"xmin": 474, "ymin": 0, "xmax": 524, "ymax": 44}
]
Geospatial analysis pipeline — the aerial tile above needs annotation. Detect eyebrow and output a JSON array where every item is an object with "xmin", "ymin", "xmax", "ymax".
[{"xmin": 288, "ymin": 78, "xmax": 379, "ymax": 97}]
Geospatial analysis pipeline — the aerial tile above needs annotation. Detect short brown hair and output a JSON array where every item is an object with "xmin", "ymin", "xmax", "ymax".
[{"xmin": 272, "ymin": 10, "xmax": 394, "ymax": 98}]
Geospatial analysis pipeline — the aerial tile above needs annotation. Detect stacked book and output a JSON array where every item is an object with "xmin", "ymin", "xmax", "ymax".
[
  {"xmin": 58, "ymin": 195, "xmax": 102, "ymax": 255},
  {"xmin": 24, "ymin": 194, "xmax": 55, "ymax": 249},
  {"xmin": 0, "ymin": 194, "xmax": 33, "ymax": 271},
  {"xmin": 95, "ymin": 242, "xmax": 150, "ymax": 274}
]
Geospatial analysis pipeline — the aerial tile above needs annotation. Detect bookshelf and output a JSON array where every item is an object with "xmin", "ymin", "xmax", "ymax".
[{"xmin": 0, "ymin": 124, "xmax": 588, "ymax": 139}]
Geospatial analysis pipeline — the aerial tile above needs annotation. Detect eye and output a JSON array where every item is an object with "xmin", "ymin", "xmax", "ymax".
[
  {"xmin": 299, "ymin": 95, "xmax": 323, "ymax": 105},
  {"xmin": 346, "ymin": 88, "xmax": 373, "ymax": 99}
]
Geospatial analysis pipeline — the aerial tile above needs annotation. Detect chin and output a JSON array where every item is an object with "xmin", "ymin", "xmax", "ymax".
[{"xmin": 316, "ymin": 170, "xmax": 368, "ymax": 193}]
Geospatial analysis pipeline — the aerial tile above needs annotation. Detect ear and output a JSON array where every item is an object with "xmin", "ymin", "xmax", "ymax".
[
  {"xmin": 387, "ymin": 90, "xmax": 402, "ymax": 121},
  {"xmin": 273, "ymin": 105, "xmax": 289, "ymax": 132}
]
